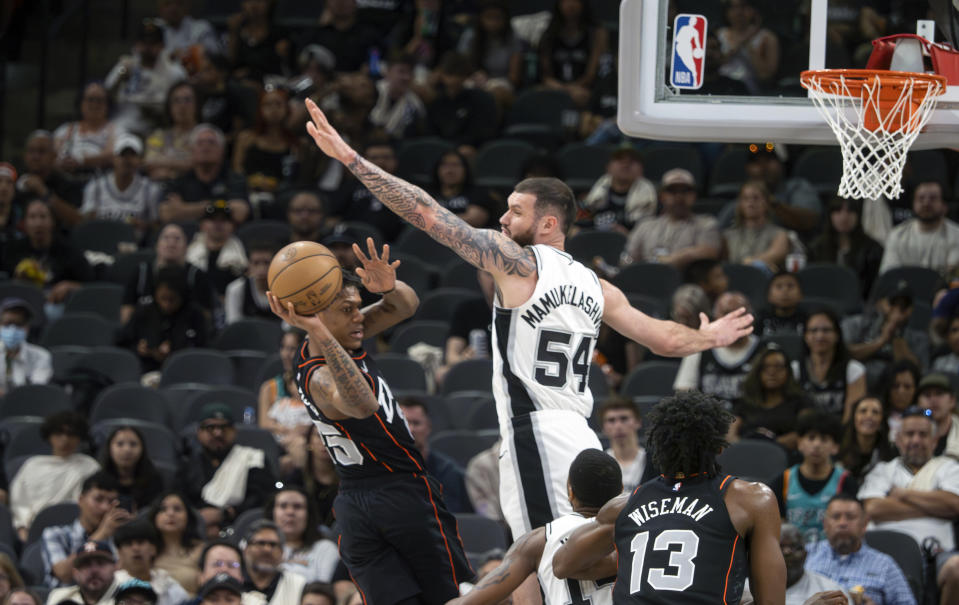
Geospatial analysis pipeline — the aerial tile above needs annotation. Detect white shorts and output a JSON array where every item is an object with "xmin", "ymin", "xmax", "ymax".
[{"xmin": 498, "ymin": 409, "xmax": 602, "ymax": 538}]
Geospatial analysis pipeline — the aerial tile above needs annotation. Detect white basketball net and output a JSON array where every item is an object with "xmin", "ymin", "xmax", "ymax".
[{"xmin": 801, "ymin": 71, "xmax": 946, "ymax": 200}]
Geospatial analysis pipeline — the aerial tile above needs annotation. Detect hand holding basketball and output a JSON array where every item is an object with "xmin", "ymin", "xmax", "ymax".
[
  {"xmin": 268, "ymin": 241, "xmax": 343, "ymax": 315},
  {"xmin": 305, "ymin": 98, "xmax": 355, "ymax": 163},
  {"xmin": 353, "ymin": 238, "xmax": 400, "ymax": 294},
  {"xmin": 266, "ymin": 292, "xmax": 330, "ymax": 336}
]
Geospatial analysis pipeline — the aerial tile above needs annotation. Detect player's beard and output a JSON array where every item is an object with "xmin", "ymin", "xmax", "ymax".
[{"xmin": 509, "ymin": 226, "xmax": 536, "ymax": 247}]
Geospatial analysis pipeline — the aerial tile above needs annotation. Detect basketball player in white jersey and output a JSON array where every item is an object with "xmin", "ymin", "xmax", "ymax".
[
  {"xmin": 448, "ymin": 450, "xmax": 623, "ymax": 605},
  {"xmin": 302, "ymin": 99, "xmax": 753, "ymax": 542}
]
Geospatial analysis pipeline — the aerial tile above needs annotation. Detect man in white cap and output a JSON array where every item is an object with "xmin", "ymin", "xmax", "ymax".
[
  {"xmin": 80, "ymin": 133, "xmax": 161, "ymax": 235},
  {"xmin": 623, "ymin": 167, "xmax": 722, "ymax": 270}
]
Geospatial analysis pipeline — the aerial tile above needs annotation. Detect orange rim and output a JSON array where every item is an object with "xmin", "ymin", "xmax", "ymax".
[{"xmin": 800, "ymin": 69, "xmax": 947, "ymax": 100}]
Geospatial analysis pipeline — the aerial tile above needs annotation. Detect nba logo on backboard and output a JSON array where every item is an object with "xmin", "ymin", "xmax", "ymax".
[{"xmin": 670, "ymin": 14, "xmax": 707, "ymax": 89}]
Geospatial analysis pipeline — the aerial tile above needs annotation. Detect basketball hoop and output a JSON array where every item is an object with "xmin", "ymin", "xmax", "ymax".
[{"xmin": 800, "ymin": 69, "xmax": 947, "ymax": 199}]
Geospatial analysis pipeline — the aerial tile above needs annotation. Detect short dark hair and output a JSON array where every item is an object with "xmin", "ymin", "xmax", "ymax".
[
  {"xmin": 264, "ymin": 485, "xmax": 323, "ymax": 547},
  {"xmin": 514, "ymin": 177, "xmax": 576, "ymax": 235},
  {"xmin": 568, "ymin": 449, "xmax": 622, "ymax": 508},
  {"xmin": 114, "ymin": 519, "xmax": 161, "ymax": 550},
  {"xmin": 796, "ymin": 410, "xmax": 842, "ymax": 442},
  {"xmin": 827, "ymin": 493, "xmax": 864, "ymax": 511},
  {"xmin": 398, "ymin": 397, "xmax": 429, "ymax": 416},
  {"xmin": 198, "ymin": 540, "xmax": 244, "ymax": 571},
  {"xmin": 301, "ymin": 582, "xmax": 336, "ymax": 604},
  {"xmin": 155, "ymin": 265, "xmax": 189, "ymax": 300},
  {"xmin": 597, "ymin": 397, "xmax": 640, "ymax": 422},
  {"xmin": 248, "ymin": 240, "xmax": 280, "ymax": 257},
  {"xmin": 147, "ymin": 491, "xmax": 202, "ymax": 549},
  {"xmin": 40, "ymin": 410, "xmax": 88, "ymax": 442},
  {"xmin": 767, "ymin": 271, "xmax": 800, "ymax": 295},
  {"xmin": 683, "ymin": 259, "xmax": 722, "ymax": 286},
  {"xmin": 80, "ymin": 471, "xmax": 121, "ymax": 495},
  {"xmin": 647, "ymin": 391, "xmax": 732, "ymax": 477}
]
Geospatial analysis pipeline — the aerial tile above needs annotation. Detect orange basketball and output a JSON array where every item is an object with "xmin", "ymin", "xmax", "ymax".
[{"xmin": 268, "ymin": 242, "xmax": 343, "ymax": 315}]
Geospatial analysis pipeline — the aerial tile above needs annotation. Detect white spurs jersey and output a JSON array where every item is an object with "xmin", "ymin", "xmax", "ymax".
[
  {"xmin": 492, "ymin": 245, "xmax": 604, "ymax": 422},
  {"xmin": 538, "ymin": 514, "xmax": 615, "ymax": 605}
]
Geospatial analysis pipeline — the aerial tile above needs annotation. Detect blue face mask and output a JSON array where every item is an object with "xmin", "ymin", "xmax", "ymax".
[{"xmin": 0, "ymin": 325, "xmax": 27, "ymax": 349}]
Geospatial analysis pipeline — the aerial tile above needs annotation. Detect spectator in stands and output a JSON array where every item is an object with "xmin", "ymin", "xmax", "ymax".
[
  {"xmin": 699, "ymin": 33, "xmax": 750, "ymax": 96},
  {"xmin": 0, "ymin": 555, "xmax": 25, "ymax": 602},
  {"xmin": 843, "ymin": 280, "xmax": 929, "ymax": 386},
  {"xmin": 186, "ymin": 201, "xmax": 249, "ymax": 297},
  {"xmin": 191, "ymin": 54, "xmax": 249, "ymax": 137},
  {"xmin": 46, "ymin": 541, "xmax": 120, "ymax": 604},
  {"xmin": 2, "ymin": 199, "xmax": 94, "ymax": 308},
  {"xmin": 674, "ymin": 292, "xmax": 760, "ymax": 411},
  {"xmin": 300, "ymin": 0, "xmax": 380, "ymax": 75},
  {"xmin": 148, "ymin": 491, "xmax": 204, "ymax": 595},
  {"xmin": 258, "ymin": 329, "xmax": 309, "ymax": 436},
  {"xmin": 683, "ymin": 259, "xmax": 728, "ymax": 307},
  {"xmin": 424, "ymin": 52, "xmax": 496, "ymax": 158},
  {"xmin": 879, "ymin": 180, "xmax": 959, "ymax": 278},
  {"xmin": 53, "ymin": 82, "xmax": 117, "ymax": 180},
  {"xmin": 224, "ymin": 241, "xmax": 276, "ymax": 324},
  {"xmin": 158, "ymin": 0, "xmax": 222, "ymax": 59},
  {"xmin": 715, "ymin": 0, "xmax": 779, "ymax": 94},
  {"xmin": 932, "ymin": 314, "xmax": 959, "ymax": 373},
  {"xmin": 15, "ymin": 130, "xmax": 83, "ymax": 226},
  {"xmin": 113, "ymin": 520, "xmax": 190, "ymax": 605},
  {"xmin": 368, "ymin": 52, "xmax": 425, "ymax": 141},
  {"xmin": 106, "ymin": 19, "xmax": 188, "ymax": 135},
  {"xmin": 286, "ymin": 191, "xmax": 328, "ymax": 243},
  {"xmin": 11, "ymin": 411, "xmax": 100, "ymax": 540},
  {"xmin": 435, "ymin": 269, "xmax": 494, "ymax": 386},
  {"xmin": 916, "ymin": 372, "xmax": 959, "ymax": 459},
  {"xmin": 731, "ymin": 343, "xmax": 811, "ymax": 450},
  {"xmin": 4, "ymin": 590, "xmax": 42, "ymax": 605},
  {"xmin": 723, "ymin": 181, "xmax": 789, "ymax": 274},
  {"xmin": 113, "ymin": 579, "xmax": 159, "ymax": 605},
  {"xmin": 669, "ymin": 284, "xmax": 712, "ymax": 329},
  {"xmin": 180, "ymin": 541, "xmax": 266, "ymax": 605},
  {"xmin": 226, "ymin": 0, "xmax": 292, "ymax": 84},
  {"xmin": 181, "ymin": 403, "xmax": 276, "ymax": 537},
  {"xmin": 768, "ymin": 411, "xmax": 857, "ymax": 543},
  {"xmin": 458, "ymin": 0, "xmax": 523, "ymax": 108},
  {"xmin": 98, "ymin": 426, "xmax": 164, "ymax": 513},
  {"xmin": 398, "ymin": 398, "xmax": 472, "ymax": 513},
  {"xmin": 121, "ymin": 265, "xmax": 210, "ymax": 373},
  {"xmin": 0, "ymin": 162, "xmax": 21, "ymax": 249},
  {"xmin": 464, "ymin": 439, "xmax": 501, "ymax": 522},
  {"xmin": 0, "ymin": 297, "xmax": 52, "ymax": 396},
  {"xmin": 329, "ymin": 138, "xmax": 405, "ymax": 242},
  {"xmin": 810, "ymin": 196, "xmax": 884, "ymax": 299},
  {"xmin": 537, "ymin": 0, "xmax": 608, "ymax": 108},
  {"xmin": 121, "ymin": 222, "xmax": 216, "ymax": 324},
  {"xmin": 41, "ymin": 473, "xmax": 130, "ymax": 587},
  {"xmin": 429, "ymin": 150, "xmax": 496, "ymax": 228},
  {"xmin": 299, "ymin": 583, "xmax": 335, "ymax": 605},
  {"xmin": 754, "ymin": 271, "xmax": 805, "ymax": 338},
  {"xmin": 623, "ymin": 168, "xmax": 722, "ymax": 270},
  {"xmin": 795, "ymin": 307, "xmax": 866, "ymax": 421},
  {"xmin": 838, "ymin": 396, "xmax": 897, "ymax": 482},
  {"xmin": 242, "ymin": 520, "xmax": 307, "ymax": 604},
  {"xmin": 579, "ymin": 146, "xmax": 656, "ymax": 233},
  {"xmin": 265, "ymin": 487, "xmax": 339, "ymax": 583},
  {"xmin": 878, "ymin": 358, "xmax": 921, "ymax": 442},
  {"xmin": 159, "ymin": 124, "xmax": 250, "ymax": 224},
  {"xmin": 931, "ymin": 279, "xmax": 959, "ymax": 350},
  {"xmin": 860, "ymin": 406, "xmax": 959, "ymax": 554},
  {"xmin": 80, "ymin": 133, "xmax": 161, "ymax": 238},
  {"xmin": 597, "ymin": 398, "xmax": 645, "ymax": 493},
  {"xmin": 198, "ymin": 573, "xmax": 244, "ymax": 605},
  {"xmin": 144, "ymin": 81, "xmax": 199, "ymax": 182},
  {"xmin": 743, "ymin": 144, "xmax": 821, "ymax": 232},
  {"xmin": 232, "ymin": 88, "xmax": 299, "ymax": 210}
]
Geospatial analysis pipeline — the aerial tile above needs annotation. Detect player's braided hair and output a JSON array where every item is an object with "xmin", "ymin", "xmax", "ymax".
[{"xmin": 646, "ymin": 391, "xmax": 733, "ymax": 478}]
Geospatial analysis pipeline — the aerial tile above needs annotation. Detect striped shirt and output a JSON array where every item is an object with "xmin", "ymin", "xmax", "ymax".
[
  {"xmin": 41, "ymin": 519, "xmax": 114, "ymax": 587},
  {"xmin": 805, "ymin": 541, "xmax": 916, "ymax": 605}
]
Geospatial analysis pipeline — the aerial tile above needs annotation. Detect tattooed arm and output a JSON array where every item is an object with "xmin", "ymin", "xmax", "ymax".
[
  {"xmin": 447, "ymin": 528, "xmax": 546, "ymax": 605},
  {"xmin": 304, "ymin": 99, "xmax": 536, "ymax": 288}
]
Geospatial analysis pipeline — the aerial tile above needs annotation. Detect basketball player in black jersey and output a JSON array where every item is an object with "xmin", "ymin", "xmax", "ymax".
[
  {"xmin": 554, "ymin": 391, "xmax": 785, "ymax": 605},
  {"xmin": 267, "ymin": 239, "xmax": 473, "ymax": 605}
]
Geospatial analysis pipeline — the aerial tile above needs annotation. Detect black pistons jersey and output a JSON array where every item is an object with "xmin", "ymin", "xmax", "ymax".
[
  {"xmin": 295, "ymin": 340, "xmax": 426, "ymax": 480},
  {"xmin": 613, "ymin": 474, "xmax": 747, "ymax": 605}
]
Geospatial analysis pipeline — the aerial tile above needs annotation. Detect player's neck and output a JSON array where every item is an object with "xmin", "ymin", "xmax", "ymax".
[{"xmin": 572, "ymin": 506, "xmax": 600, "ymax": 519}]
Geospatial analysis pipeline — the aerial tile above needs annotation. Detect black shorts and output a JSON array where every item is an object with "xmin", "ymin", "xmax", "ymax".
[{"xmin": 334, "ymin": 473, "xmax": 474, "ymax": 605}]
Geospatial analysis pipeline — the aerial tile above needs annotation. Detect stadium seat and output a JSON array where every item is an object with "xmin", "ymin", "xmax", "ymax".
[
  {"xmin": 588, "ymin": 362, "xmax": 611, "ymax": 400},
  {"xmin": 796, "ymin": 264, "xmax": 863, "ymax": 315},
  {"xmin": 236, "ymin": 220, "xmax": 290, "ymax": 251},
  {"xmin": 505, "ymin": 89, "xmax": 577, "ymax": 148},
  {"xmin": 180, "ymin": 386, "xmax": 258, "ymax": 431},
  {"xmin": 25, "ymin": 502, "xmax": 79, "ymax": 546},
  {"xmin": 339, "ymin": 222, "xmax": 385, "ymax": 249},
  {"xmin": 57, "ymin": 345, "xmax": 142, "ymax": 385},
  {"xmin": 159, "ymin": 349, "xmax": 235, "ymax": 387},
  {"xmin": 105, "ymin": 250, "xmax": 154, "ymax": 285},
  {"xmin": 556, "ymin": 143, "xmax": 615, "ymax": 193},
  {"xmin": 612, "ymin": 263, "xmax": 682, "ymax": 301},
  {"xmin": 392, "ymin": 253, "xmax": 437, "ymax": 294},
  {"xmin": 620, "ymin": 362, "xmax": 680, "ymax": 398},
  {"xmin": 235, "ymin": 425, "xmax": 283, "ymax": 476},
  {"xmin": 905, "ymin": 149, "xmax": 948, "ymax": 193},
  {"xmin": 723, "ymin": 263, "xmax": 771, "ymax": 312},
  {"xmin": 70, "ymin": 219, "xmax": 137, "ymax": 254},
  {"xmin": 63, "ymin": 282, "xmax": 124, "ymax": 321},
  {"xmin": 0, "ymin": 416, "xmax": 42, "ymax": 448},
  {"xmin": 474, "ymin": 140, "xmax": 536, "ymax": 190},
  {"xmin": 760, "ymin": 334, "xmax": 803, "ymax": 363},
  {"xmin": 90, "ymin": 384, "xmax": 172, "ymax": 428},
  {"xmin": 864, "ymin": 530, "xmax": 925, "ymax": 603},
  {"xmin": 871, "ymin": 266, "xmax": 944, "ymax": 305},
  {"xmin": 397, "ymin": 137, "xmax": 456, "ymax": 188},
  {"xmin": 389, "ymin": 321, "xmax": 450, "ymax": 355},
  {"xmin": 253, "ymin": 354, "xmax": 284, "ymax": 393},
  {"xmin": 429, "ymin": 429, "xmax": 499, "ymax": 468},
  {"xmin": 394, "ymin": 228, "xmax": 462, "ymax": 270},
  {"xmin": 642, "ymin": 145, "xmax": 704, "ymax": 188},
  {"xmin": 0, "ymin": 281, "xmax": 46, "ymax": 328},
  {"xmin": 40, "ymin": 313, "xmax": 119, "ymax": 347},
  {"xmin": 442, "ymin": 359, "xmax": 494, "ymax": 395},
  {"xmin": 439, "ymin": 260, "xmax": 484, "ymax": 293},
  {"xmin": 227, "ymin": 350, "xmax": 270, "ymax": 392},
  {"xmin": 215, "ymin": 318, "xmax": 283, "ymax": 353},
  {"xmin": 18, "ymin": 540, "xmax": 45, "ymax": 583},
  {"xmin": 908, "ymin": 300, "xmax": 932, "ymax": 332},
  {"xmin": 566, "ymin": 230, "xmax": 627, "ymax": 267},
  {"xmin": 416, "ymin": 289, "xmax": 481, "ymax": 322},
  {"xmin": 229, "ymin": 507, "xmax": 264, "ymax": 542},
  {"xmin": 464, "ymin": 396, "xmax": 498, "ymax": 430},
  {"xmin": 441, "ymin": 391, "xmax": 496, "ymax": 430},
  {"xmin": 716, "ymin": 439, "xmax": 788, "ymax": 482},
  {"xmin": 455, "ymin": 513, "xmax": 509, "ymax": 553},
  {"xmin": 627, "ymin": 294, "xmax": 668, "ymax": 319},
  {"xmin": 0, "ymin": 384, "xmax": 72, "ymax": 420},
  {"xmin": 374, "ymin": 353, "xmax": 429, "ymax": 393},
  {"xmin": 0, "ymin": 503, "xmax": 15, "ymax": 547},
  {"xmin": 707, "ymin": 148, "xmax": 749, "ymax": 197},
  {"xmin": 796, "ymin": 296, "xmax": 844, "ymax": 318},
  {"xmin": 792, "ymin": 147, "xmax": 844, "ymax": 195},
  {"xmin": 91, "ymin": 419, "xmax": 181, "ymax": 467}
]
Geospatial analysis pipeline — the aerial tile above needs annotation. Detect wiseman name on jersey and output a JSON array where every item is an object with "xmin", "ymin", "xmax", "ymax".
[{"xmin": 626, "ymin": 497, "xmax": 715, "ymax": 527}]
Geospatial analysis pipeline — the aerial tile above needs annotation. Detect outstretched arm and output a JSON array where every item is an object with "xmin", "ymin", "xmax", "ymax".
[
  {"xmin": 447, "ymin": 529, "xmax": 546, "ymax": 605},
  {"xmin": 351, "ymin": 238, "xmax": 420, "ymax": 338},
  {"xmin": 304, "ymin": 99, "xmax": 535, "ymax": 282},
  {"xmin": 601, "ymin": 280, "xmax": 754, "ymax": 356}
]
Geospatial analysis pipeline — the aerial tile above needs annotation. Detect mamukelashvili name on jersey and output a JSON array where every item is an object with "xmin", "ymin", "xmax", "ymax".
[{"xmin": 519, "ymin": 283, "xmax": 603, "ymax": 330}]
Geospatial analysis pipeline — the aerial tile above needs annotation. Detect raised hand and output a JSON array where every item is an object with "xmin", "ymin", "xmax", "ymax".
[
  {"xmin": 353, "ymin": 237, "xmax": 401, "ymax": 294},
  {"xmin": 304, "ymin": 98, "xmax": 356, "ymax": 163},
  {"xmin": 698, "ymin": 307, "xmax": 754, "ymax": 347}
]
